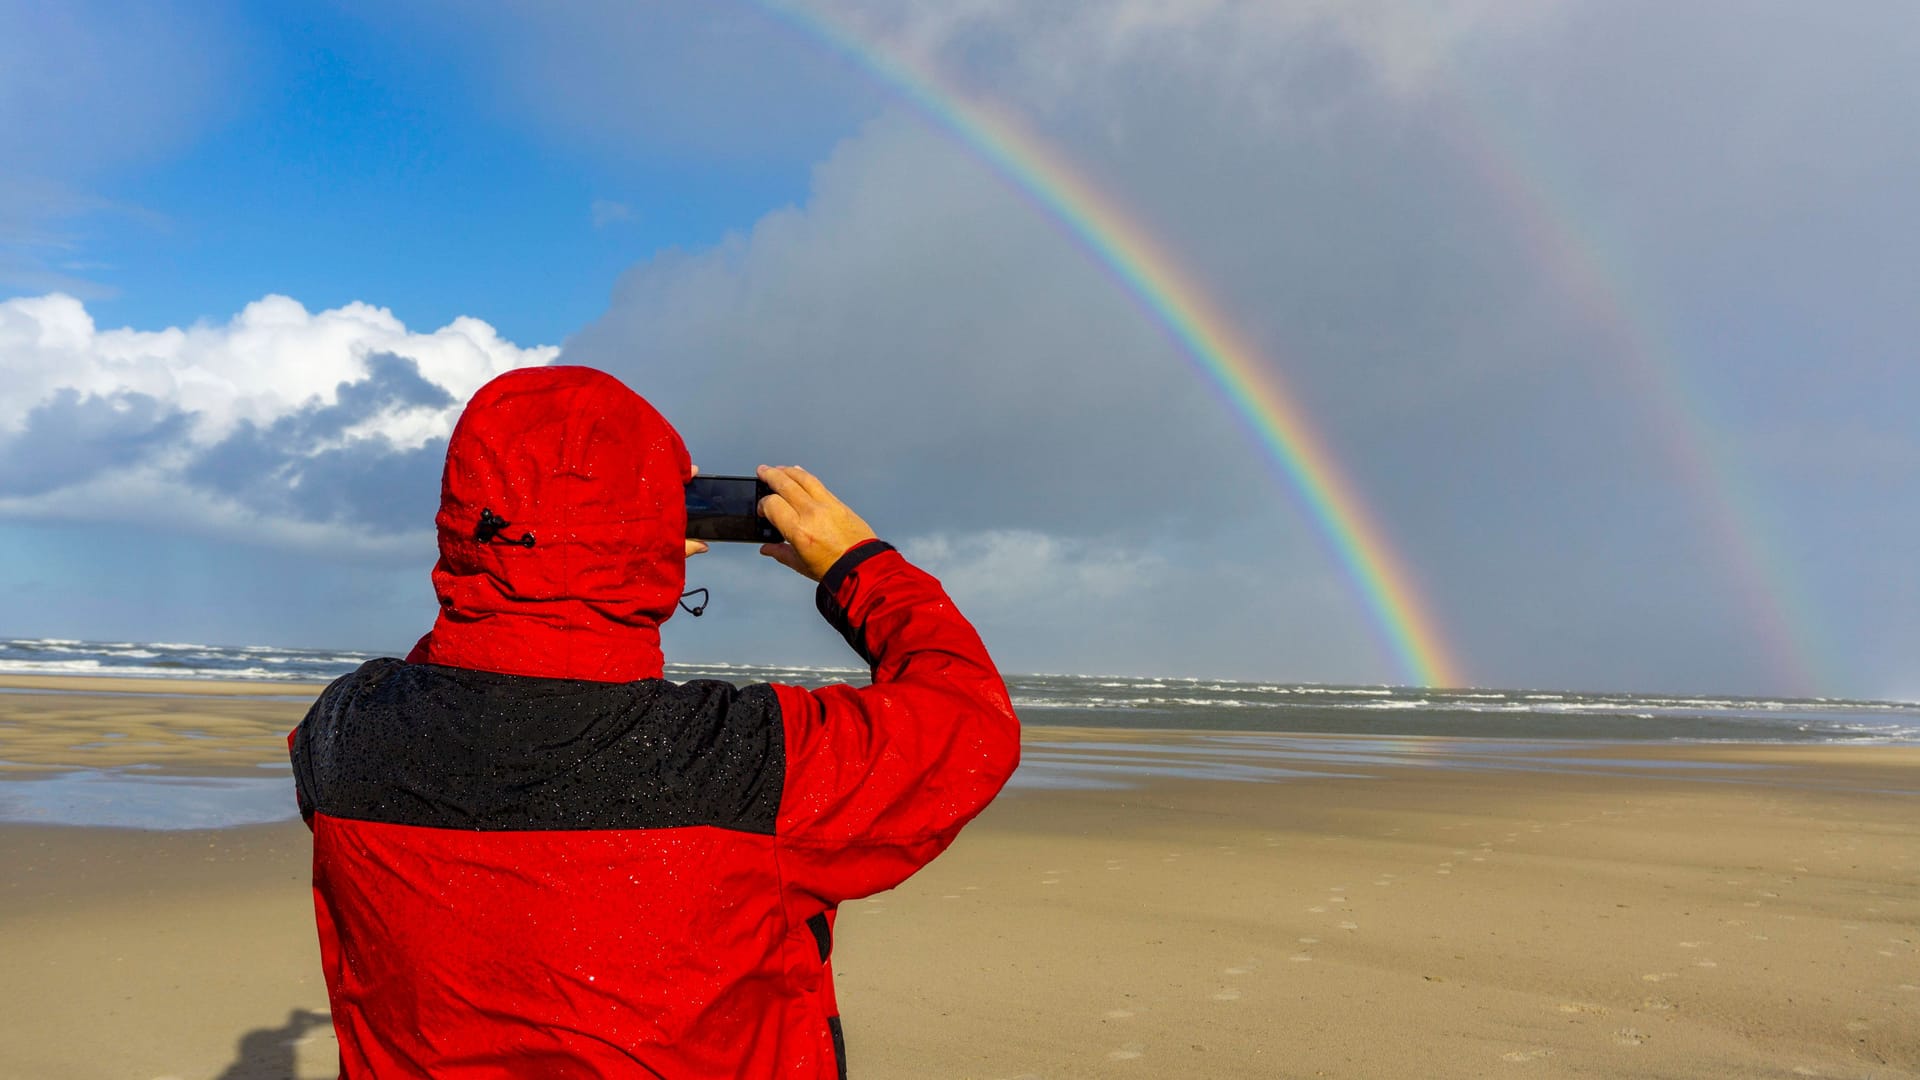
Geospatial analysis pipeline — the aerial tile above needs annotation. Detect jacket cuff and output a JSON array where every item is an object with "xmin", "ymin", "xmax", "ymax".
[
  {"xmin": 814, "ymin": 540, "xmax": 897, "ymax": 666},
  {"xmin": 818, "ymin": 539, "xmax": 894, "ymax": 599}
]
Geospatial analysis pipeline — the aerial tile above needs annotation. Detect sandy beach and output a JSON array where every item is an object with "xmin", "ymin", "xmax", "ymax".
[{"xmin": 2, "ymin": 677, "xmax": 1917, "ymax": 1078}]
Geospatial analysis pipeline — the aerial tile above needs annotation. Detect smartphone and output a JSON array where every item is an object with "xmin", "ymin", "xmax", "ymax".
[{"xmin": 685, "ymin": 474, "xmax": 782, "ymax": 543}]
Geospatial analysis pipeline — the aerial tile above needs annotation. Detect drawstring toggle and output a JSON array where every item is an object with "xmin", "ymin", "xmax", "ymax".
[{"xmin": 474, "ymin": 508, "xmax": 535, "ymax": 548}]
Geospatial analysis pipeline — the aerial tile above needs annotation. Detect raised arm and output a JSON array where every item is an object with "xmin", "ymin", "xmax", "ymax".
[{"xmin": 755, "ymin": 467, "xmax": 1021, "ymax": 904}]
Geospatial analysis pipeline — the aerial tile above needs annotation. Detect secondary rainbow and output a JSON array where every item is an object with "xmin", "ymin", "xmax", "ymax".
[
  {"xmin": 751, "ymin": 2, "xmax": 1464, "ymax": 687},
  {"xmin": 1435, "ymin": 100, "xmax": 1825, "ymax": 694}
]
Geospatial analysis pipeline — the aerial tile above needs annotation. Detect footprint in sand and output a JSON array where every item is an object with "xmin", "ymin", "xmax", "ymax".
[
  {"xmin": 1338, "ymin": 921, "xmax": 1359, "ymax": 931},
  {"xmin": 1556, "ymin": 1003, "xmax": 1607, "ymax": 1015},
  {"xmin": 1676, "ymin": 941, "xmax": 1705, "ymax": 949},
  {"xmin": 1107, "ymin": 1043, "xmax": 1145, "ymax": 1061},
  {"xmin": 1298, "ymin": 937, "xmax": 1320, "ymax": 945},
  {"xmin": 1500, "ymin": 1048, "xmax": 1552, "ymax": 1063},
  {"xmin": 1307, "ymin": 906, "xmax": 1327, "ymax": 913},
  {"xmin": 1289, "ymin": 954, "xmax": 1313, "ymax": 962}
]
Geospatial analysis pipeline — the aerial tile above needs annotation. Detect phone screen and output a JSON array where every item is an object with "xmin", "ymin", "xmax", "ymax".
[{"xmin": 685, "ymin": 475, "xmax": 781, "ymax": 543}]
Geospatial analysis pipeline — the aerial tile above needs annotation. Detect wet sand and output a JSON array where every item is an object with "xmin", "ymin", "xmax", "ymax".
[{"xmin": 1, "ymin": 679, "xmax": 1917, "ymax": 1078}]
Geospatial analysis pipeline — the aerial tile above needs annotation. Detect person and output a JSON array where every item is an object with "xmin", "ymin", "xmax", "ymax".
[{"xmin": 289, "ymin": 365, "xmax": 1021, "ymax": 1077}]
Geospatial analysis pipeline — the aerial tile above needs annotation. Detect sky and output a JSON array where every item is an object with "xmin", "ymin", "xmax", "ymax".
[{"xmin": 2, "ymin": 0, "xmax": 1917, "ymax": 698}]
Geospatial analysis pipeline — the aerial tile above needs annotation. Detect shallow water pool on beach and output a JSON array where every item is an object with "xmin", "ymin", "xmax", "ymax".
[
  {"xmin": 10, "ymin": 732, "xmax": 1900, "ymax": 829},
  {"xmin": 0, "ymin": 767, "xmax": 297, "ymax": 829}
]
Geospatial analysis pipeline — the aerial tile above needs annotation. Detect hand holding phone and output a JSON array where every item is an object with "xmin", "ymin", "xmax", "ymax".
[{"xmin": 754, "ymin": 465, "xmax": 878, "ymax": 582}]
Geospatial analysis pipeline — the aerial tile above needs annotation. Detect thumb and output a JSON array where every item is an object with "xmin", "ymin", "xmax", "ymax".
[{"xmin": 759, "ymin": 541, "xmax": 809, "ymax": 577}]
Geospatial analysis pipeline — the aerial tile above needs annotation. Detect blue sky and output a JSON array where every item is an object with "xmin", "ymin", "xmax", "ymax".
[
  {"xmin": 3, "ymin": 1, "xmax": 1918, "ymax": 697},
  {"xmin": 24, "ymin": 2, "xmax": 843, "ymax": 344}
]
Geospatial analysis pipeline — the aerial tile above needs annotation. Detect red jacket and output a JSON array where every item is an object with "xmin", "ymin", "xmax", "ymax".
[{"xmin": 291, "ymin": 366, "xmax": 1021, "ymax": 1077}]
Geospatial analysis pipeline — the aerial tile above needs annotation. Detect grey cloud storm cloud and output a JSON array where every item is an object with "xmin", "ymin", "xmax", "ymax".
[
  {"xmin": 550, "ymin": 1, "xmax": 1920, "ymax": 693},
  {"xmin": 0, "ymin": 389, "xmax": 191, "ymax": 497},
  {"xmin": 185, "ymin": 354, "xmax": 454, "ymax": 535}
]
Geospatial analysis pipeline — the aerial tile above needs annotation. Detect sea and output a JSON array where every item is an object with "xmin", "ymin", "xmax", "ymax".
[{"xmin": 5, "ymin": 636, "xmax": 1917, "ymax": 744}]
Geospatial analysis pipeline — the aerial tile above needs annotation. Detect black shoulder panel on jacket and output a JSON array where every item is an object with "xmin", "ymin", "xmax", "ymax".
[{"xmin": 290, "ymin": 659, "xmax": 785, "ymax": 834}]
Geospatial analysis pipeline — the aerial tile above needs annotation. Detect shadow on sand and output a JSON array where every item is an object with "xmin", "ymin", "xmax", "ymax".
[{"xmin": 214, "ymin": 1007, "xmax": 331, "ymax": 1080}]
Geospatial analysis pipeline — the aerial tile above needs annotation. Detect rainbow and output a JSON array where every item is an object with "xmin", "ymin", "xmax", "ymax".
[
  {"xmin": 749, "ymin": 2, "xmax": 1465, "ymax": 687},
  {"xmin": 1438, "ymin": 103, "xmax": 1824, "ymax": 695}
]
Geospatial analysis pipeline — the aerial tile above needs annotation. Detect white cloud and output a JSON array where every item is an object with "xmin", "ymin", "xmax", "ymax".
[
  {"xmin": 0, "ymin": 293, "xmax": 556, "ymax": 551},
  {"xmin": 0, "ymin": 293, "xmax": 554, "ymax": 445}
]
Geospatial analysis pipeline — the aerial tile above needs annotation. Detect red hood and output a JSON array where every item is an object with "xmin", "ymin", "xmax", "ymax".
[{"xmin": 407, "ymin": 365, "xmax": 692, "ymax": 682}]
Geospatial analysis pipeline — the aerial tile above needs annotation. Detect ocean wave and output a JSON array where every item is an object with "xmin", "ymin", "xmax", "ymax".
[{"xmin": 0, "ymin": 658, "xmax": 317, "ymax": 681}]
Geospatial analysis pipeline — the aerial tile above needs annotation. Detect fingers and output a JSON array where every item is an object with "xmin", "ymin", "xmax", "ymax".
[
  {"xmin": 755, "ymin": 465, "xmax": 876, "ymax": 581},
  {"xmin": 756, "ymin": 489, "xmax": 800, "ymax": 537},
  {"xmin": 755, "ymin": 466, "xmax": 811, "ymax": 541},
  {"xmin": 755, "ymin": 464, "xmax": 807, "ymax": 507},
  {"xmin": 758, "ymin": 464, "xmax": 837, "ymax": 506},
  {"xmin": 783, "ymin": 465, "xmax": 831, "ymax": 501},
  {"xmin": 759, "ymin": 541, "xmax": 804, "ymax": 574}
]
